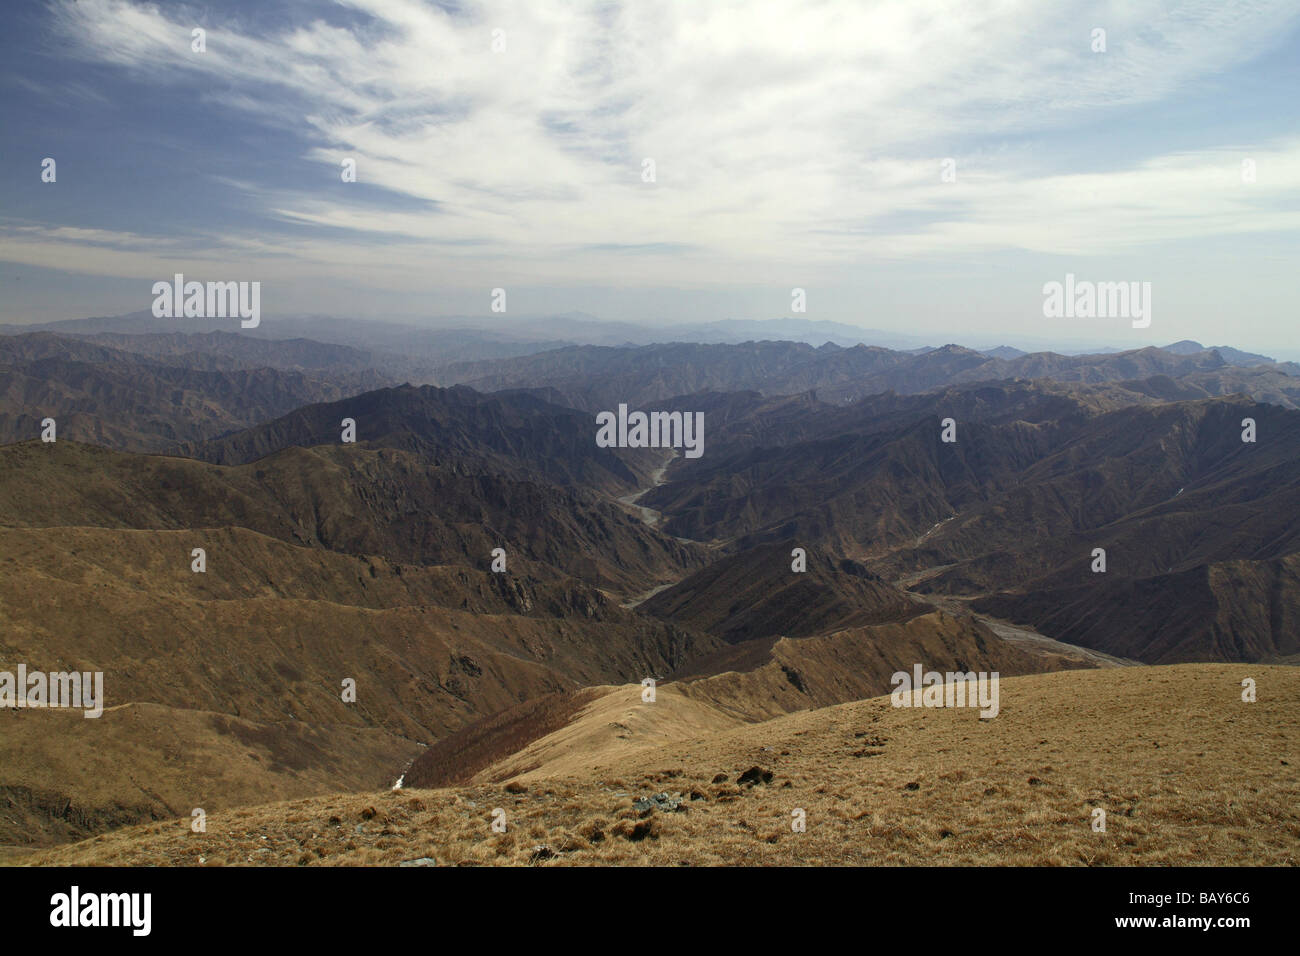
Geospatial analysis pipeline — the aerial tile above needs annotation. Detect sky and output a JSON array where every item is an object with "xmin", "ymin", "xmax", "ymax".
[{"xmin": 1, "ymin": 0, "xmax": 1299, "ymax": 354}]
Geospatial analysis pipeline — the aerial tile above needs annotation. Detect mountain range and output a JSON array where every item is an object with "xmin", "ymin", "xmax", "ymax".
[{"xmin": 1, "ymin": 313, "xmax": 1296, "ymax": 864}]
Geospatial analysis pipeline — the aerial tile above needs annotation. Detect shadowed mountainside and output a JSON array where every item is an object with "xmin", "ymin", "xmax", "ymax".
[
  {"xmin": 0, "ymin": 439, "xmax": 702, "ymax": 593},
  {"xmin": 185, "ymin": 382, "xmax": 661, "ymax": 496},
  {"xmin": 641, "ymin": 540, "xmax": 926, "ymax": 644},
  {"xmin": 0, "ymin": 332, "xmax": 393, "ymax": 451},
  {"xmin": 635, "ymin": 388, "xmax": 1300, "ymax": 664}
]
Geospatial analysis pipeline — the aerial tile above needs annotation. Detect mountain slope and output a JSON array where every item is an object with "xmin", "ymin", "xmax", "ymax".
[
  {"xmin": 0, "ymin": 521, "xmax": 721, "ymax": 850},
  {"xmin": 186, "ymin": 383, "xmax": 657, "ymax": 495},
  {"xmin": 0, "ymin": 440, "xmax": 702, "ymax": 593},
  {"xmin": 26, "ymin": 665, "xmax": 1298, "ymax": 866},
  {"xmin": 641, "ymin": 541, "xmax": 925, "ymax": 644},
  {"xmin": 632, "ymin": 389, "xmax": 1300, "ymax": 663},
  {"xmin": 974, "ymin": 554, "xmax": 1300, "ymax": 664},
  {"xmin": 0, "ymin": 332, "xmax": 391, "ymax": 451}
]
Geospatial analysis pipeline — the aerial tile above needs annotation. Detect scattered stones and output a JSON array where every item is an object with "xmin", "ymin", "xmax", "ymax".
[
  {"xmin": 633, "ymin": 791, "xmax": 684, "ymax": 813},
  {"xmin": 529, "ymin": 845, "xmax": 556, "ymax": 863},
  {"xmin": 399, "ymin": 857, "xmax": 436, "ymax": 867}
]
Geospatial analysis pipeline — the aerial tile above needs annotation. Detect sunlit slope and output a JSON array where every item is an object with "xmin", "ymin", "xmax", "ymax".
[{"xmin": 27, "ymin": 664, "xmax": 1297, "ymax": 866}]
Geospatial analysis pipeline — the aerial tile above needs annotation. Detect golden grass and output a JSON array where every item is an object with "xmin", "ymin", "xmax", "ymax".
[{"xmin": 22, "ymin": 664, "xmax": 1297, "ymax": 867}]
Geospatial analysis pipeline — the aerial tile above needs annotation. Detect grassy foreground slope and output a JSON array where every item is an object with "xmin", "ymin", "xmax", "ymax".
[
  {"xmin": 26, "ymin": 664, "xmax": 1297, "ymax": 866},
  {"xmin": 0, "ymin": 523, "xmax": 717, "ymax": 852}
]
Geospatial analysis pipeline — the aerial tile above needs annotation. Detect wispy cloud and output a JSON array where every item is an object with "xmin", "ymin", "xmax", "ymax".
[{"xmin": 11, "ymin": 0, "xmax": 1300, "ymax": 307}]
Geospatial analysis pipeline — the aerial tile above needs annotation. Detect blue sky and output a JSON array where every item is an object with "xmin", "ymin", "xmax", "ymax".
[{"xmin": 2, "ymin": 0, "xmax": 1299, "ymax": 354}]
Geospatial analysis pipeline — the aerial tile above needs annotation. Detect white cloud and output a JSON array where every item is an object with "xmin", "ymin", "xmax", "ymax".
[{"xmin": 26, "ymin": 0, "xmax": 1300, "ymax": 289}]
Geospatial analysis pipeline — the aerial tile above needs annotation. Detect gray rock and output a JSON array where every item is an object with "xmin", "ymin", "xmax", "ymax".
[{"xmin": 633, "ymin": 791, "xmax": 685, "ymax": 813}]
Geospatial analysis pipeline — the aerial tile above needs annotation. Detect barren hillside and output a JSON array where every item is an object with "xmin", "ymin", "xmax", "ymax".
[{"xmin": 22, "ymin": 665, "xmax": 1296, "ymax": 867}]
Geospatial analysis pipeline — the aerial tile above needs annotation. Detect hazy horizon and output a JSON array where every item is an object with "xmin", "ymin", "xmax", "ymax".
[
  {"xmin": 3, "ymin": 0, "xmax": 1299, "ymax": 356},
  {"xmin": 4, "ymin": 305, "xmax": 1298, "ymax": 364}
]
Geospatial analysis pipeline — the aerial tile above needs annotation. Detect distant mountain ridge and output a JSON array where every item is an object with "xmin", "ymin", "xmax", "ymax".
[
  {"xmin": 1161, "ymin": 339, "xmax": 1276, "ymax": 366},
  {"xmin": 11, "ymin": 309, "xmax": 1290, "ymax": 364},
  {"xmin": 0, "ymin": 332, "xmax": 394, "ymax": 451},
  {"xmin": 436, "ymin": 339, "xmax": 1300, "ymax": 410}
]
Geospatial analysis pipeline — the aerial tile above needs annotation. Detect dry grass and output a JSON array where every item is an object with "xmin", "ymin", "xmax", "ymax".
[
  {"xmin": 404, "ymin": 687, "xmax": 606, "ymax": 787},
  {"xmin": 22, "ymin": 664, "xmax": 1298, "ymax": 867},
  {"xmin": 0, "ymin": 701, "xmax": 420, "ymax": 850}
]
